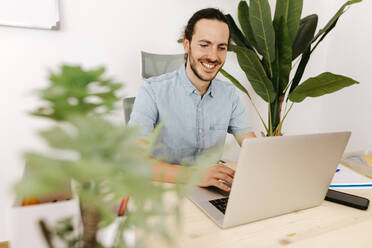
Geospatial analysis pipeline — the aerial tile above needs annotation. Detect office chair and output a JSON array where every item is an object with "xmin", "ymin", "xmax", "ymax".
[
  {"xmin": 141, "ymin": 51, "xmax": 185, "ymax": 79},
  {"xmin": 123, "ymin": 51, "xmax": 185, "ymax": 124}
]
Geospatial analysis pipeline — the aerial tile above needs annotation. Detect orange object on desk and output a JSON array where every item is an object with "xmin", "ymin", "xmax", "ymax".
[
  {"xmin": 118, "ymin": 196, "xmax": 129, "ymax": 216},
  {"xmin": 22, "ymin": 197, "xmax": 40, "ymax": 206}
]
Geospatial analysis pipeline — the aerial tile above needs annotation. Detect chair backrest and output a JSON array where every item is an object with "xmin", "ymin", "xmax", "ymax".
[
  {"xmin": 123, "ymin": 96, "xmax": 136, "ymax": 124},
  {"xmin": 141, "ymin": 51, "xmax": 185, "ymax": 79},
  {"xmin": 124, "ymin": 52, "xmax": 184, "ymax": 124}
]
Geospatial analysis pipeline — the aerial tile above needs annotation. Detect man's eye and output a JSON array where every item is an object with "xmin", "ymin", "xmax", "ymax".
[
  {"xmin": 200, "ymin": 44, "xmax": 208, "ymax": 48},
  {"xmin": 219, "ymin": 47, "xmax": 227, "ymax": 51}
]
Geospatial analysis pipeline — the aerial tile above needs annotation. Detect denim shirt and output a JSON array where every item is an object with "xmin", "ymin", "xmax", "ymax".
[{"xmin": 128, "ymin": 65, "xmax": 252, "ymax": 165}]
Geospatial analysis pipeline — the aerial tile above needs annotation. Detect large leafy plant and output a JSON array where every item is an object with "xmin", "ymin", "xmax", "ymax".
[
  {"xmin": 16, "ymin": 65, "xmax": 210, "ymax": 248},
  {"xmin": 221, "ymin": 0, "xmax": 361, "ymax": 136}
]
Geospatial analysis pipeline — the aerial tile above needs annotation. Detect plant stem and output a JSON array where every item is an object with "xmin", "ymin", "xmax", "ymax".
[
  {"xmin": 268, "ymin": 104, "xmax": 273, "ymax": 136},
  {"xmin": 273, "ymin": 94, "xmax": 285, "ymax": 136},
  {"xmin": 39, "ymin": 220, "xmax": 55, "ymax": 248},
  {"xmin": 276, "ymin": 102, "xmax": 294, "ymax": 134},
  {"xmin": 250, "ymin": 98, "xmax": 269, "ymax": 133},
  {"xmin": 283, "ymin": 56, "xmax": 302, "ymax": 94},
  {"xmin": 80, "ymin": 205, "xmax": 100, "ymax": 248}
]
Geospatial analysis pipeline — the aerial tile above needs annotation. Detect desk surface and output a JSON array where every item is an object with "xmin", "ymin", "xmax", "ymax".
[
  {"xmin": 4, "ymin": 190, "xmax": 372, "ymax": 248},
  {"xmin": 151, "ymin": 188, "xmax": 372, "ymax": 248}
]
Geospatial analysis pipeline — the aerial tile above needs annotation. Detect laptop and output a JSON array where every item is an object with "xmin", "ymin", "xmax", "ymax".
[{"xmin": 188, "ymin": 132, "xmax": 351, "ymax": 228}]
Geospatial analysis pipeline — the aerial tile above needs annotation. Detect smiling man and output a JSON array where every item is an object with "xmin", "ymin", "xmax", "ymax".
[{"xmin": 129, "ymin": 8, "xmax": 255, "ymax": 191}]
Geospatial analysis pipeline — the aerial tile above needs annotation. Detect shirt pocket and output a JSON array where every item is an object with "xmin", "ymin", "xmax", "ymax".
[
  {"xmin": 209, "ymin": 121, "xmax": 229, "ymax": 131},
  {"xmin": 207, "ymin": 121, "xmax": 228, "ymax": 147}
]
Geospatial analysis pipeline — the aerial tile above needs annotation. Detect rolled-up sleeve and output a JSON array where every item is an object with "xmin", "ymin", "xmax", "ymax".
[
  {"xmin": 228, "ymin": 88, "xmax": 252, "ymax": 135},
  {"xmin": 128, "ymin": 81, "xmax": 158, "ymax": 137}
]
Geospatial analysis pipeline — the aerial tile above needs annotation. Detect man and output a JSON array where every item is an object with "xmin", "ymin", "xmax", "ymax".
[{"xmin": 129, "ymin": 8, "xmax": 255, "ymax": 192}]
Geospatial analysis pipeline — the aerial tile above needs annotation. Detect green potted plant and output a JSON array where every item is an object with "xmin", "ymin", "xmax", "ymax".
[
  {"xmin": 14, "ymin": 65, "xmax": 212, "ymax": 248},
  {"xmin": 221, "ymin": 0, "xmax": 361, "ymax": 136}
]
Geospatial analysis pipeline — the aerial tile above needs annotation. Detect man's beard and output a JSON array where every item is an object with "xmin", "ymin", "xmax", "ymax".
[{"xmin": 188, "ymin": 49, "xmax": 222, "ymax": 82}]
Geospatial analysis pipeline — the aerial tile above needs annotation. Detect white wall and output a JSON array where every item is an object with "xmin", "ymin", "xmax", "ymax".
[
  {"xmin": 317, "ymin": 0, "xmax": 372, "ymax": 151},
  {"xmin": 0, "ymin": 0, "xmax": 370, "ymax": 241}
]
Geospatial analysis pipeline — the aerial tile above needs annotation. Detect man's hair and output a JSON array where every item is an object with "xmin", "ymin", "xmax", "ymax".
[
  {"xmin": 182, "ymin": 8, "xmax": 230, "ymax": 61},
  {"xmin": 183, "ymin": 8, "xmax": 230, "ymax": 43}
]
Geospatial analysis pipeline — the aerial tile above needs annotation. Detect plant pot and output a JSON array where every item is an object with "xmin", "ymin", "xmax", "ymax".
[{"xmin": 10, "ymin": 198, "xmax": 80, "ymax": 248}]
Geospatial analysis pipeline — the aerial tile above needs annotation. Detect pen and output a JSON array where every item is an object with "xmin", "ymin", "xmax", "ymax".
[{"xmin": 118, "ymin": 196, "xmax": 129, "ymax": 216}]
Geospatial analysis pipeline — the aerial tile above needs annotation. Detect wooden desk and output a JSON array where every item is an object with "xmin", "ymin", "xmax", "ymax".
[
  {"xmin": 0, "ymin": 242, "xmax": 8, "ymax": 248},
  {"xmin": 153, "ymin": 189, "xmax": 372, "ymax": 247},
  {"xmin": 4, "ymin": 190, "xmax": 372, "ymax": 248}
]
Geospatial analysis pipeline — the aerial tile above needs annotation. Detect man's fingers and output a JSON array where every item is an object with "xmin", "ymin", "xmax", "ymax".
[
  {"xmin": 217, "ymin": 164, "xmax": 235, "ymax": 177},
  {"xmin": 214, "ymin": 172, "xmax": 233, "ymax": 185},
  {"xmin": 213, "ymin": 179, "xmax": 231, "ymax": 192}
]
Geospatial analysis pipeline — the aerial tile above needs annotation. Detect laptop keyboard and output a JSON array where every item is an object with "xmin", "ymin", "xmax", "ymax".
[{"xmin": 209, "ymin": 197, "xmax": 229, "ymax": 214}]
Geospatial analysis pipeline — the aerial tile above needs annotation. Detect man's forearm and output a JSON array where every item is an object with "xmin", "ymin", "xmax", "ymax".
[
  {"xmin": 150, "ymin": 157, "xmax": 190, "ymax": 183},
  {"xmin": 235, "ymin": 131, "xmax": 256, "ymax": 146},
  {"xmin": 137, "ymin": 138, "xmax": 190, "ymax": 183}
]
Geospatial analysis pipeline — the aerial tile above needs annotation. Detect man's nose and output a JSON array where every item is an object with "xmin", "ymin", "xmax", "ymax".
[{"xmin": 207, "ymin": 48, "xmax": 218, "ymax": 62}]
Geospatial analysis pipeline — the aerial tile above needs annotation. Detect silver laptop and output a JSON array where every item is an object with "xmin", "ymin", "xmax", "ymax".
[{"xmin": 188, "ymin": 132, "xmax": 351, "ymax": 228}]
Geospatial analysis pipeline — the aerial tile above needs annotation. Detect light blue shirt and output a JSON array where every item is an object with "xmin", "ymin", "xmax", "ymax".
[{"xmin": 128, "ymin": 65, "xmax": 252, "ymax": 165}]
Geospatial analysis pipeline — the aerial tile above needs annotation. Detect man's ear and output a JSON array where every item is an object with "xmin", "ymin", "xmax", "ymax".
[{"xmin": 183, "ymin": 37, "xmax": 190, "ymax": 54}]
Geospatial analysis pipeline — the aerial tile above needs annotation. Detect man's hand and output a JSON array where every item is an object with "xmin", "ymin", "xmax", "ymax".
[{"xmin": 198, "ymin": 163, "xmax": 235, "ymax": 192}]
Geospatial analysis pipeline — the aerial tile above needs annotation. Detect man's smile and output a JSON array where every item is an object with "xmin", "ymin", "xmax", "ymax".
[{"xmin": 200, "ymin": 60, "xmax": 219, "ymax": 72}]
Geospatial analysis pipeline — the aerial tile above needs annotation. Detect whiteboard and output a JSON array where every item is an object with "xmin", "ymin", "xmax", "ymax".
[{"xmin": 0, "ymin": 0, "xmax": 60, "ymax": 30}]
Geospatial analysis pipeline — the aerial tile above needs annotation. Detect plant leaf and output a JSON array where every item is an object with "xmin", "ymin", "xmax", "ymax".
[
  {"xmin": 219, "ymin": 68, "xmax": 250, "ymax": 98},
  {"xmin": 292, "ymin": 14, "xmax": 318, "ymax": 60},
  {"xmin": 225, "ymin": 14, "xmax": 252, "ymax": 49},
  {"xmin": 220, "ymin": 68, "xmax": 269, "ymax": 133},
  {"xmin": 232, "ymin": 46, "xmax": 276, "ymax": 103},
  {"xmin": 289, "ymin": 72, "xmax": 359, "ymax": 102},
  {"xmin": 33, "ymin": 65, "xmax": 122, "ymax": 121},
  {"xmin": 249, "ymin": 0, "xmax": 276, "ymax": 64},
  {"xmin": 272, "ymin": 17, "xmax": 292, "ymax": 92},
  {"xmin": 312, "ymin": 0, "xmax": 362, "ymax": 42},
  {"xmin": 238, "ymin": 1, "xmax": 257, "ymax": 48},
  {"xmin": 274, "ymin": 0, "xmax": 303, "ymax": 44},
  {"xmin": 289, "ymin": 46, "xmax": 311, "ymax": 94},
  {"xmin": 270, "ymin": 16, "xmax": 291, "ymax": 132}
]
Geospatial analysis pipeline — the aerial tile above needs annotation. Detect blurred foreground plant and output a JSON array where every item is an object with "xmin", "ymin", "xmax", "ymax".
[{"xmin": 15, "ymin": 65, "xmax": 215, "ymax": 248}]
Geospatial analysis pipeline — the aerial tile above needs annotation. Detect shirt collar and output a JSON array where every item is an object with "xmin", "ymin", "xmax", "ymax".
[{"xmin": 179, "ymin": 65, "xmax": 215, "ymax": 97}]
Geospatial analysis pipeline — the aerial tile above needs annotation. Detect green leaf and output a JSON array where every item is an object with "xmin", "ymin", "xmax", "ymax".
[
  {"xmin": 225, "ymin": 14, "xmax": 252, "ymax": 49},
  {"xmin": 274, "ymin": 0, "xmax": 303, "ymax": 44},
  {"xmin": 33, "ymin": 65, "xmax": 123, "ymax": 122},
  {"xmin": 238, "ymin": 1, "xmax": 257, "ymax": 48},
  {"xmin": 220, "ymin": 68, "xmax": 269, "ymax": 133},
  {"xmin": 232, "ymin": 46, "xmax": 276, "ymax": 103},
  {"xmin": 289, "ymin": 46, "xmax": 311, "ymax": 94},
  {"xmin": 270, "ymin": 17, "xmax": 291, "ymax": 132},
  {"xmin": 312, "ymin": 0, "xmax": 362, "ymax": 42},
  {"xmin": 289, "ymin": 72, "xmax": 359, "ymax": 102},
  {"xmin": 219, "ymin": 68, "xmax": 250, "ymax": 98},
  {"xmin": 272, "ymin": 17, "xmax": 292, "ymax": 91},
  {"xmin": 249, "ymin": 0, "xmax": 276, "ymax": 64},
  {"xmin": 15, "ymin": 153, "xmax": 72, "ymax": 198},
  {"xmin": 311, "ymin": 17, "xmax": 339, "ymax": 54},
  {"xmin": 292, "ymin": 14, "xmax": 318, "ymax": 60}
]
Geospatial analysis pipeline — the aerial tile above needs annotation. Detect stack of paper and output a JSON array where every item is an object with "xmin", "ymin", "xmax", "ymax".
[{"xmin": 330, "ymin": 164, "xmax": 372, "ymax": 189}]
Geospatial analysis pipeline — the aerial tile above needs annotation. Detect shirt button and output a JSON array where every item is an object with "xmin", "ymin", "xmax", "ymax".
[{"xmin": 199, "ymin": 129, "xmax": 202, "ymax": 133}]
